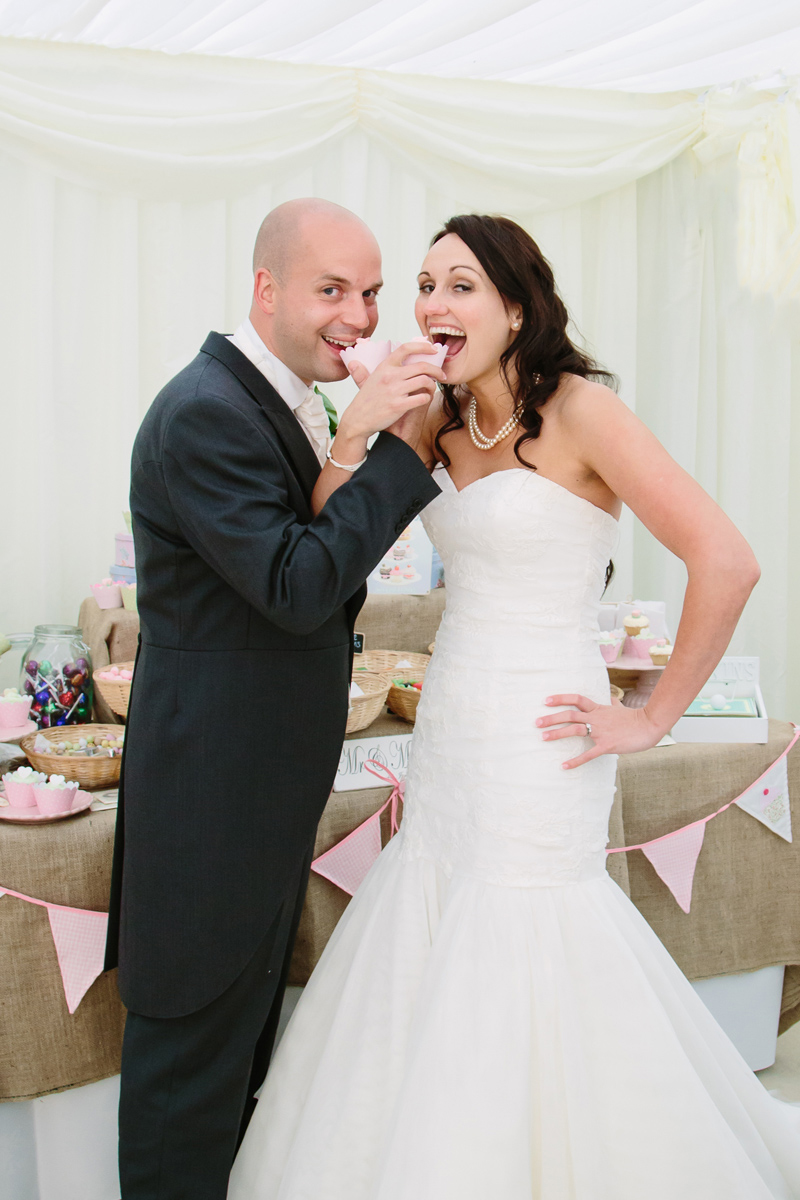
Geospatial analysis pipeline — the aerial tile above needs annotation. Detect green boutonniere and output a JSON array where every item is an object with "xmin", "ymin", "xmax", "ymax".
[{"xmin": 314, "ymin": 386, "xmax": 339, "ymax": 438}]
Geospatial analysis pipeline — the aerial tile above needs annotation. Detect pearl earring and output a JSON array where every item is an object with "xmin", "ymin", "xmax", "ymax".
[{"xmin": 512, "ymin": 320, "xmax": 521, "ymax": 330}]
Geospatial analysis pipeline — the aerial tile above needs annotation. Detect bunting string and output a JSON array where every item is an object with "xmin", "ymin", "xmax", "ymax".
[
  {"xmin": 3, "ymin": 732, "xmax": 797, "ymax": 1013},
  {"xmin": 607, "ymin": 725, "xmax": 799, "ymax": 853},
  {"xmin": 313, "ymin": 731, "xmax": 799, "ymax": 915},
  {"xmin": 604, "ymin": 725, "xmax": 799, "ymax": 913}
]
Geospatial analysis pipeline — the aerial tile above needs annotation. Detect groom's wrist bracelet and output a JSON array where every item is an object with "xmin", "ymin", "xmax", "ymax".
[{"xmin": 326, "ymin": 445, "xmax": 369, "ymax": 473}]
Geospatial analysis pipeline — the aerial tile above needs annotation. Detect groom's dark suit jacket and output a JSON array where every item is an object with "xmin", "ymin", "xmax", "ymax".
[{"xmin": 105, "ymin": 332, "xmax": 440, "ymax": 1018}]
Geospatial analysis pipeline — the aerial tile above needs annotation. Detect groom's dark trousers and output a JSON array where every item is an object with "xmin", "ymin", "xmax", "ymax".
[{"xmin": 105, "ymin": 333, "xmax": 440, "ymax": 1200}]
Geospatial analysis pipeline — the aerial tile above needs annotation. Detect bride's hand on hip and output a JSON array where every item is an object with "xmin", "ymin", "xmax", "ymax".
[{"xmin": 536, "ymin": 694, "xmax": 666, "ymax": 769}]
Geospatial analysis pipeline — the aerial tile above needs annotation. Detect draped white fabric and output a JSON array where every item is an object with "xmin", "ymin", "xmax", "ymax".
[
  {"xmin": 2, "ymin": 0, "xmax": 799, "ymax": 89},
  {"xmin": 0, "ymin": 24, "xmax": 798, "ymax": 721},
  {"xmin": 0, "ymin": 37, "xmax": 705, "ymax": 205}
]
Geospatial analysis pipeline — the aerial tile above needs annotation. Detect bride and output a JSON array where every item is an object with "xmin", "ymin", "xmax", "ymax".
[{"xmin": 229, "ymin": 215, "xmax": 800, "ymax": 1198}]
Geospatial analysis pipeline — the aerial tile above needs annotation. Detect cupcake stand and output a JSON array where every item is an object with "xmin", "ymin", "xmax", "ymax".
[{"xmin": 609, "ymin": 651, "xmax": 665, "ymax": 709}]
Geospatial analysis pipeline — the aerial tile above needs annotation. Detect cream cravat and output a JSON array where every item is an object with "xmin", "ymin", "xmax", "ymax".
[{"xmin": 294, "ymin": 386, "xmax": 331, "ymax": 467}]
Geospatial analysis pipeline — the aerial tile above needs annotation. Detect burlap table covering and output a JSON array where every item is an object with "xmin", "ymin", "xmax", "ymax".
[
  {"xmin": 354, "ymin": 589, "xmax": 446, "ymax": 653},
  {"xmin": 3, "ymin": 721, "xmax": 797, "ymax": 1101},
  {"xmin": 0, "ymin": 810, "xmax": 125, "ymax": 1101},
  {"xmin": 614, "ymin": 719, "xmax": 800, "ymax": 1032}
]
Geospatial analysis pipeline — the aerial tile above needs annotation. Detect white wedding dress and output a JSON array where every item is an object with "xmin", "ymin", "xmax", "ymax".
[{"xmin": 230, "ymin": 465, "xmax": 800, "ymax": 1199}]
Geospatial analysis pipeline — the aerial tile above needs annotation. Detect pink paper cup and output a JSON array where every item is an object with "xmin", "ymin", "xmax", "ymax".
[
  {"xmin": 599, "ymin": 641, "xmax": 622, "ymax": 664},
  {"xmin": 340, "ymin": 339, "xmax": 393, "ymax": 376},
  {"xmin": 92, "ymin": 582, "xmax": 122, "ymax": 610},
  {"xmin": 627, "ymin": 636, "xmax": 658, "ymax": 659},
  {"xmin": 3, "ymin": 777, "xmax": 36, "ymax": 807},
  {"xmin": 401, "ymin": 341, "xmax": 448, "ymax": 368},
  {"xmin": 33, "ymin": 784, "xmax": 78, "ymax": 816},
  {"xmin": 0, "ymin": 696, "xmax": 32, "ymax": 728}
]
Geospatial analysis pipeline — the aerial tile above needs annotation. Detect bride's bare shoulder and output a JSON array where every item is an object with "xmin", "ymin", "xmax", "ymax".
[{"xmin": 554, "ymin": 374, "xmax": 634, "ymax": 436}]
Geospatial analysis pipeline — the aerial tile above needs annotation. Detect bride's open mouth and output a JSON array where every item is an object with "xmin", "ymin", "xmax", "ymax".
[{"xmin": 429, "ymin": 325, "xmax": 466, "ymax": 363}]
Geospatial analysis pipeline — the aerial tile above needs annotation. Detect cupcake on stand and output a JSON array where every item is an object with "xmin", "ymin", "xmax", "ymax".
[{"xmin": 607, "ymin": 610, "xmax": 671, "ymax": 711}]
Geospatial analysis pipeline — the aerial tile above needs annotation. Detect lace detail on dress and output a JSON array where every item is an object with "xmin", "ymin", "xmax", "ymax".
[{"xmin": 399, "ymin": 466, "xmax": 620, "ymax": 888}]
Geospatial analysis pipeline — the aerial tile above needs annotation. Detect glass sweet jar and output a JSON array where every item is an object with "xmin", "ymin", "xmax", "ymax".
[{"xmin": 20, "ymin": 625, "xmax": 93, "ymax": 728}]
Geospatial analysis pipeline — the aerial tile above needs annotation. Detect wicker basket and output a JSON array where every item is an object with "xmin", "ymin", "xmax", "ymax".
[
  {"xmin": 386, "ymin": 666, "xmax": 428, "ymax": 724},
  {"xmin": 346, "ymin": 672, "xmax": 391, "ymax": 735},
  {"xmin": 353, "ymin": 650, "xmax": 431, "ymax": 677},
  {"xmin": 609, "ymin": 683, "xmax": 625, "ymax": 703},
  {"xmin": 92, "ymin": 660, "xmax": 135, "ymax": 719},
  {"xmin": 20, "ymin": 725, "xmax": 123, "ymax": 789}
]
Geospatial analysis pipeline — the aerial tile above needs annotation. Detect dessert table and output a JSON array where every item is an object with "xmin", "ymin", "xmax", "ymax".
[
  {"xmin": 3, "ymin": 718, "xmax": 797, "ymax": 1098},
  {"xmin": 3, "ymin": 589, "xmax": 800, "ymax": 1199},
  {"xmin": 0, "ymin": 807, "xmax": 124, "ymax": 1102}
]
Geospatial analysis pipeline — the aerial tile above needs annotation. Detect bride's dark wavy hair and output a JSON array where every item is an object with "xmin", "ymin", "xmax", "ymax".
[
  {"xmin": 429, "ymin": 213, "xmax": 618, "ymax": 592},
  {"xmin": 431, "ymin": 214, "xmax": 617, "ymax": 464}
]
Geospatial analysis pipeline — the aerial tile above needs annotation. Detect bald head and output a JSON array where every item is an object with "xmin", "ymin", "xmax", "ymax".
[
  {"xmin": 248, "ymin": 198, "xmax": 383, "ymax": 385},
  {"xmin": 252, "ymin": 199, "xmax": 376, "ymax": 283}
]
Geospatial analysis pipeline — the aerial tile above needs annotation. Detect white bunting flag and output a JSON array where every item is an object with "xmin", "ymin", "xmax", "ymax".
[
  {"xmin": 735, "ymin": 753, "xmax": 792, "ymax": 842},
  {"xmin": 641, "ymin": 821, "xmax": 707, "ymax": 914}
]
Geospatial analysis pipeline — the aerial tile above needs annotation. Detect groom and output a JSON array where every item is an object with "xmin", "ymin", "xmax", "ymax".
[{"xmin": 105, "ymin": 198, "xmax": 443, "ymax": 1199}]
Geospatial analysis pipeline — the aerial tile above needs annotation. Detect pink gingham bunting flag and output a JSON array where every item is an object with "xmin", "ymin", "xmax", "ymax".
[
  {"xmin": 46, "ymin": 905, "xmax": 109, "ymax": 1014},
  {"xmin": 641, "ymin": 821, "xmax": 706, "ymax": 914},
  {"xmin": 311, "ymin": 812, "xmax": 382, "ymax": 896}
]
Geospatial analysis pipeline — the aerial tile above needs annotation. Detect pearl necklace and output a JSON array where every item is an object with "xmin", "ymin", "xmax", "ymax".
[{"xmin": 467, "ymin": 397, "xmax": 522, "ymax": 451}]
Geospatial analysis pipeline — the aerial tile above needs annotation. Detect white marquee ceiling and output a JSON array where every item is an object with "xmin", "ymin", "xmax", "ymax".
[{"xmin": 0, "ymin": 0, "xmax": 798, "ymax": 90}]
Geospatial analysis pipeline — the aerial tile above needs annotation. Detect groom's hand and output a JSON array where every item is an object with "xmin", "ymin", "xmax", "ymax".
[{"xmin": 340, "ymin": 342, "xmax": 444, "ymax": 446}]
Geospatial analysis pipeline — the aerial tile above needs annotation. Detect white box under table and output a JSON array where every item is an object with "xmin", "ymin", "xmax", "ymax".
[{"xmin": 691, "ymin": 965, "xmax": 786, "ymax": 1071}]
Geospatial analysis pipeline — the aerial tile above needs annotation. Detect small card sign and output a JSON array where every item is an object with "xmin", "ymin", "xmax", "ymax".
[
  {"xmin": 707, "ymin": 656, "xmax": 759, "ymax": 684},
  {"xmin": 334, "ymin": 732, "xmax": 413, "ymax": 792},
  {"xmin": 353, "ymin": 630, "xmax": 365, "ymax": 655}
]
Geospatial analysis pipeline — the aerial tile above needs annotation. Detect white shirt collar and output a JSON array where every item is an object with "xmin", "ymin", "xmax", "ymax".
[{"xmin": 226, "ymin": 319, "xmax": 311, "ymax": 411}]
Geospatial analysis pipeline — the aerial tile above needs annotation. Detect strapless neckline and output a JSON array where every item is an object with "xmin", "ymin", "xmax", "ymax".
[{"xmin": 433, "ymin": 463, "xmax": 618, "ymax": 526}]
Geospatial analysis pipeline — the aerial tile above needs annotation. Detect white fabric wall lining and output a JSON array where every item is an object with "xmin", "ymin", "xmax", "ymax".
[{"xmin": 0, "ymin": 32, "xmax": 797, "ymax": 720}]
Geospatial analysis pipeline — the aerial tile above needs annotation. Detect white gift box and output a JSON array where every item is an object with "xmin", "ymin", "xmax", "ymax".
[{"xmin": 672, "ymin": 657, "xmax": 768, "ymax": 744}]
